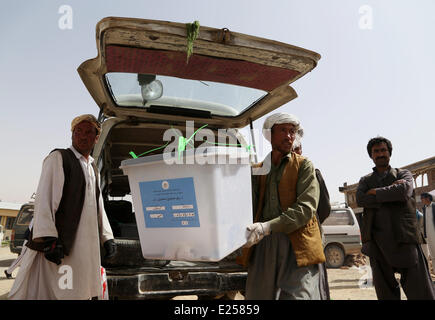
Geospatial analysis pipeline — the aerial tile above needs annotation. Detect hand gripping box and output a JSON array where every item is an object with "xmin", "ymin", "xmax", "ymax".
[{"xmin": 120, "ymin": 147, "xmax": 253, "ymax": 261}]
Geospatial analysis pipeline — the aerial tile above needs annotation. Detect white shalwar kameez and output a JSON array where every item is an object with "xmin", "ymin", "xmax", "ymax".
[{"xmin": 8, "ymin": 146, "xmax": 113, "ymax": 300}]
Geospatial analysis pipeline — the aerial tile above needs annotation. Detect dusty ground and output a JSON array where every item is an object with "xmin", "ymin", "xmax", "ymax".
[
  {"xmin": 1, "ymin": 245, "xmax": 433, "ymax": 300},
  {"xmin": 0, "ymin": 245, "xmax": 17, "ymax": 300}
]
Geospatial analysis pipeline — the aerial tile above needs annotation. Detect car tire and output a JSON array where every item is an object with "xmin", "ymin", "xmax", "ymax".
[
  {"xmin": 324, "ymin": 244, "xmax": 345, "ymax": 268},
  {"xmin": 102, "ymin": 239, "xmax": 170, "ymax": 268}
]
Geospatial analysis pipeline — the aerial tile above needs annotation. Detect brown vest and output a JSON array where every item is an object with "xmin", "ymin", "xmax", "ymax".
[
  {"xmin": 237, "ymin": 153, "xmax": 325, "ymax": 267},
  {"xmin": 27, "ymin": 148, "xmax": 100, "ymax": 256}
]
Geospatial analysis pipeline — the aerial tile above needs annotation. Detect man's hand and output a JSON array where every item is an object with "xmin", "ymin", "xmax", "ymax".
[
  {"xmin": 392, "ymin": 179, "xmax": 406, "ymax": 185},
  {"xmin": 244, "ymin": 222, "xmax": 271, "ymax": 248},
  {"xmin": 43, "ymin": 239, "xmax": 64, "ymax": 265},
  {"xmin": 103, "ymin": 239, "xmax": 117, "ymax": 259}
]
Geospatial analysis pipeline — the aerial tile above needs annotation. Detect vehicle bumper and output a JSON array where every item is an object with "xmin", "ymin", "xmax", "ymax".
[
  {"xmin": 107, "ymin": 271, "xmax": 247, "ymax": 300},
  {"xmin": 105, "ymin": 261, "xmax": 247, "ymax": 300}
]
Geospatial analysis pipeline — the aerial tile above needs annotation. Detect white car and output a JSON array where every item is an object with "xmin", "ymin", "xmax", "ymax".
[{"xmin": 322, "ymin": 205, "xmax": 362, "ymax": 268}]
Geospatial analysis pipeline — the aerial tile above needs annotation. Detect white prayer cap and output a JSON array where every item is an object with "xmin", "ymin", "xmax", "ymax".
[{"xmin": 262, "ymin": 113, "xmax": 301, "ymax": 142}]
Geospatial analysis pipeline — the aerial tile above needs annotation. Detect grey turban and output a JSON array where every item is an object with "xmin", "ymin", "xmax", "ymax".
[{"xmin": 262, "ymin": 113, "xmax": 301, "ymax": 142}]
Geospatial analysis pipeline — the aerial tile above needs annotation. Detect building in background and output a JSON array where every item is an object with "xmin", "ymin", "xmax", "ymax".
[
  {"xmin": 0, "ymin": 201, "xmax": 22, "ymax": 241},
  {"xmin": 339, "ymin": 156, "xmax": 435, "ymax": 225}
]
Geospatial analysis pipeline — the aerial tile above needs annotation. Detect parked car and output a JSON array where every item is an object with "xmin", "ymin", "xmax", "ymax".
[
  {"xmin": 9, "ymin": 203, "xmax": 34, "ymax": 254},
  {"xmin": 322, "ymin": 204, "xmax": 362, "ymax": 268},
  {"xmin": 76, "ymin": 16, "xmax": 321, "ymax": 299}
]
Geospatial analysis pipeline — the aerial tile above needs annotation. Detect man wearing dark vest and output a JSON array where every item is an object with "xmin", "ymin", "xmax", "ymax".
[
  {"xmin": 241, "ymin": 113, "xmax": 325, "ymax": 299},
  {"xmin": 9, "ymin": 114, "xmax": 115, "ymax": 300},
  {"xmin": 356, "ymin": 136, "xmax": 435, "ymax": 300}
]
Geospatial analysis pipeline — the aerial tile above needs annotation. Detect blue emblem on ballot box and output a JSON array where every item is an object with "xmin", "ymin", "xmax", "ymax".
[{"xmin": 139, "ymin": 177, "xmax": 200, "ymax": 228}]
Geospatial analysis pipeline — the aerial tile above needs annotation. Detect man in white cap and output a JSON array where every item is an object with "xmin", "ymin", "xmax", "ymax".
[
  {"xmin": 240, "ymin": 112, "xmax": 325, "ymax": 299},
  {"xmin": 8, "ymin": 114, "xmax": 115, "ymax": 300}
]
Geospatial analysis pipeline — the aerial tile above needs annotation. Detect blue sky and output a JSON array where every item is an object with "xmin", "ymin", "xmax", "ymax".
[{"xmin": 1, "ymin": 0, "xmax": 434, "ymax": 204}]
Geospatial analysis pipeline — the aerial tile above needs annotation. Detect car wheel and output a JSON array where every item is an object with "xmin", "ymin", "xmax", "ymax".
[
  {"xmin": 324, "ymin": 244, "xmax": 345, "ymax": 268},
  {"xmin": 102, "ymin": 239, "xmax": 170, "ymax": 268}
]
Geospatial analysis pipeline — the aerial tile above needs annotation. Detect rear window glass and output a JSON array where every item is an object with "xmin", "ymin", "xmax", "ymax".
[
  {"xmin": 16, "ymin": 205, "xmax": 34, "ymax": 225},
  {"xmin": 105, "ymin": 72, "xmax": 267, "ymax": 117},
  {"xmin": 322, "ymin": 210, "xmax": 354, "ymax": 226}
]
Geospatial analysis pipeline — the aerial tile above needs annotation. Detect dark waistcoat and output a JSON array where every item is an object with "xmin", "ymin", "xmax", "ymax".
[
  {"xmin": 360, "ymin": 168, "xmax": 422, "ymax": 245},
  {"xmin": 28, "ymin": 148, "xmax": 100, "ymax": 256}
]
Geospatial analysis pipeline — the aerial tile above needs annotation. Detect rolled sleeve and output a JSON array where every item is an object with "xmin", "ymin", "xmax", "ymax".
[
  {"xmin": 268, "ymin": 159, "xmax": 320, "ymax": 234},
  {"xmin": 98, "ymin": 201, "xmax": 114, "ymax": 244},
  {"xmin": 96, "ymin": 176, "xmax": 114, "ymax": 244}
]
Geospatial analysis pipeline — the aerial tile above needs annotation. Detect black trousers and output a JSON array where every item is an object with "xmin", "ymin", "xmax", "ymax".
[{"xmin": 369, "ymin": 245, "xmax": 435, "ymax": 300}]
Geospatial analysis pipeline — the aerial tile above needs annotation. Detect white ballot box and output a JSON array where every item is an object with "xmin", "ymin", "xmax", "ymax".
[{"xmin": 120, "ymin": 147, "xmax": 253, "ymax": 261}]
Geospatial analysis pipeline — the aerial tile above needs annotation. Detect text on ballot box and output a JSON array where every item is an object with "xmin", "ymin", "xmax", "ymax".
[{"xmin": 139, "ymin": 177, "xmax": 200, "ymax": 228}]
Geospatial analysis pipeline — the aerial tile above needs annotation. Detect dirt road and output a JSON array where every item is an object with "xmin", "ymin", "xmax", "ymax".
[
  {"xmin": 1, "ymin": 245, "xmax": 432, "ymax": 300},
  {"xmin": 0, "ymin": 246, "xmax": 17, "ymax": 299}
]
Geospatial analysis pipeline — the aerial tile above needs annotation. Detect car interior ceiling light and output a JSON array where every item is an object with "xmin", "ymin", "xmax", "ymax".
[{"xmin": 138, "ymin": 73, "xmax": 163, "ymax": 104}]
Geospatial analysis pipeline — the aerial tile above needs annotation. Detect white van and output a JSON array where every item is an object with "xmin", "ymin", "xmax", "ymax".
[{"xmin": 321, "ymin": 204, "xmax": 362, "ymax": 268}]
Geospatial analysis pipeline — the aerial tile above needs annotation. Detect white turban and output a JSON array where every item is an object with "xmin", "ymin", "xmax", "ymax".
[
  {"xmin": 262, "ymin": 113, "xmax": 301, "ymax": 142},
  {"xmin": 297, "ymin": 124, "xmax": 304, "ymax": 138}
]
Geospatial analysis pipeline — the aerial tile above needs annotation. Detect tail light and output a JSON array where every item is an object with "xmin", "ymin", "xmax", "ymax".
[{"xmin": 10, "ymin": 229, "xmax": 15, "ymax": 242}]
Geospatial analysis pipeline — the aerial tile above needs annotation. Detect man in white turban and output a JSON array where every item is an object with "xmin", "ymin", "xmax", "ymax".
[
  {"xmin": 240, "ymin": 112, "xmax": 325, "ymax": 300},
  {"xmin": 262, "ymin": 113, "xmax": 302, "ymax": 143}
]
